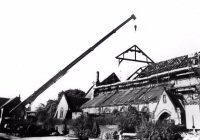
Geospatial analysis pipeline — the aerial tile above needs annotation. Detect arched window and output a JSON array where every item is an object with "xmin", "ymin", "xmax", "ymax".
[
  {"xmin": 60, "ymin": 107, "xmax": 64, "ymax": 118},
  {"xmin": 163, "ymin": 95, "xmax": 167, "ymax": 103}
]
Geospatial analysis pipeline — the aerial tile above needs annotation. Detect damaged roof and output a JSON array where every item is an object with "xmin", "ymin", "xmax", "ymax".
[
  {"xmin": 81, "ymin": 84, "xmax": 172, "ymax": 108},
  {"xmin": 135, "ymin": 53, "xmax": 199, "ymax": 79},
  {"xmin": 95, "ymin": 52, "xmax": 200, "ymax": 92}
]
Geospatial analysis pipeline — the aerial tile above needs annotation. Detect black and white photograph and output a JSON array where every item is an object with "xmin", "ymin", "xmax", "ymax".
[{"xmin": 0, "ymin": 0, "xmax": 200, "ymax": 140}]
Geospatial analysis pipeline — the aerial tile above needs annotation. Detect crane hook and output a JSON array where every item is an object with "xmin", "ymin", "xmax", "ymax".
[{"xmin": 134, "ymin": 25, "xmax": 137, "ymax": 31}]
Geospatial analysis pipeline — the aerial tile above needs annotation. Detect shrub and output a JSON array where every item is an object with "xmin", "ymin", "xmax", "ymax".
[
  {"xmin": 94, "ymin": 114, "xmax": 116, "ymax": 125},
  {"xmin": 137, "ymin": 121, "xmax": 185, "ymax": 140},
  {"xmin": 94, "ymin": 106, "xmax": 145, "ymax": 133},
  {"xmin": 68, "ymin": 114, "xmax": 100, "ymax": 138}
]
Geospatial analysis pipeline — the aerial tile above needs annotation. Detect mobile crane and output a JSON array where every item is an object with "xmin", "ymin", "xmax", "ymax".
[{"xmin": 10, "ymin": 14, "xmax": 136, "ymax": 116}]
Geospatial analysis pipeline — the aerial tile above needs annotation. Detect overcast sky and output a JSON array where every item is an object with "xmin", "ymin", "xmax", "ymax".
[{"xmin": 0, "ymin": 0, "xmax": 200, "ymax": 108}]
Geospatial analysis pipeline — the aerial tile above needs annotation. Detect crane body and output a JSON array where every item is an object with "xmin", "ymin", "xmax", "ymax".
[{"xmin": 10, "ymin": 14, "xmax": 136, "ymax": 114}]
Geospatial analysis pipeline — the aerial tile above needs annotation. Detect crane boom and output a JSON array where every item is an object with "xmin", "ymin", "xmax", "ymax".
[{"xmin": 10, "ymin": 14, "xmax": 136, "ymax": 114}]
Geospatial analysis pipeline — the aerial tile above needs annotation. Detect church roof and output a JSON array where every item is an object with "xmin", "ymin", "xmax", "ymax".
[
  {"xmin": 100, "ymin": 72, "xmax": 120, "ymax": 86},
  {"xmin": 82, "ymin": 52, "xmax": 200, "ymax": 110},
  {"xmin": 81, "ymin": 84, "xmax": 172, "ymax": 108}
]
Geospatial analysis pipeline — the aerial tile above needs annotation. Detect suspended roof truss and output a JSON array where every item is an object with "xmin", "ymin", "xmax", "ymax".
[{"xmin": 116, "ymin": 45, "xmax": 155, "ymax": 65}]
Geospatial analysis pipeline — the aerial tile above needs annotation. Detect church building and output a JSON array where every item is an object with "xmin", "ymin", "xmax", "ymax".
[{"xmin": 82, "ymin": 49, "xmax": 200, "ymax": 129}]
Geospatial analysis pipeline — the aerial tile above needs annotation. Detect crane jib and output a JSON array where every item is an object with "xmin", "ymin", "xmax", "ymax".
[{"xmin": 10, "ymin": 14, "xmax": 136, "ymax": 114}]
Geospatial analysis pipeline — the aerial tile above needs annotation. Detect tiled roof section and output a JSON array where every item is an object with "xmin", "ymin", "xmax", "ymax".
[
  {"xmin": 114, "ymin": 88, "xmax": 141, "ymax": 106},
  {"xmin": 64, "ymin": 95, "xmax": 89, "ymax": 112},
  {"xmin": 100, "ymin": 73, "xmax": 120, "ymax": 86},
  {"xmin": 138, "ymin": 86, "xmax": 166, "ymax": 103},
  {"xmin": 81, "ymin": 91, "xmax": 116, "ymax": 108},
  {"xmin": 128, "ymin": 87, "xmax": 151, "ymax": 104},
  {"xmin": 0, "ymin": 97, "xmax": 10, "ymax": 107},
  {"xmin": 136, "ymin": 54, "xmax": 197, "ymax": 78},
  {"xmin": 100, "ymin": 90, "xmax": 128, "ymax": 107},
  {"xmin": 82, "ymin": 84, "xmax": 171, "ymax": 108}
]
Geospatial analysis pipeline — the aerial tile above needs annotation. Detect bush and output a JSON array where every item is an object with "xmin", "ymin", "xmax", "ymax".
[
  {"xmin": 68, "ymin": 114, "xmax": 100, "ymax": 138},
  {"xmin": 92, "ymin": 106, "xmax": 147, "ymax": 133},
  {"xmin": 24, "ymin": 124, "xmax": 50, "ymax": 137},
  {"xmin": 137, "ymin": 121, "xmax": 185, "ymax": 140},
  {"xmin": 94, "ymin": 114, "xmax": 116, "ymax": 125},
  {"xmin": 95, "ymin": 106, "xmax": 143, "ymax": 133}
]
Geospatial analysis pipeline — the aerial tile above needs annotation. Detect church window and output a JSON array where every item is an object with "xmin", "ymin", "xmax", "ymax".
[
  {"xmin": 163, "ymin": 95, "xmax": 167, "ymax": 103},
  {"xmin": 60, "ymin": 107, "xmax": 64, "ymax": 118}
]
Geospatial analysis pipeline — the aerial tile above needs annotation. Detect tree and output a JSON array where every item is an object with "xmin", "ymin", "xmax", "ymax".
[
  {"xmin": 36, "ymin": 103, "xmax": 47, "ymax": 123},
  {"xmin": 45, "ymin": 99, "xmax": 58, "ymax": 119},
  {"xmin": 114, "ymin": 106, "xmax": 141, "ymax": 133},
  {"xmin": 58, "ymin": 89, "xmax": 86, "ymax": 101},
  {"xmin": 35, "ymin": 99, "xmax": 59, "ymax": 129}
]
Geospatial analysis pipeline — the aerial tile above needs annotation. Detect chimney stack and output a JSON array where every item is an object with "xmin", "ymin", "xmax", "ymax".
[{"xmin": 96, "ymin": 71, "xmax": 100, "ymax": 86}]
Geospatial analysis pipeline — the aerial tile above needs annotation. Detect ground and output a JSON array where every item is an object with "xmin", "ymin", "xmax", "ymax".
[
  {"xmin": 14, "ymin": 136, "xmax": 78, "ymax": 140},
  {"xmin": 0, "ymin": 133, "xmax": 78, "ymax": 140}
]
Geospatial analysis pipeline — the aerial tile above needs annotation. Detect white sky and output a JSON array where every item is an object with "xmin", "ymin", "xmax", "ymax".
[{"xmin": 0, "ymin": 0, "xmax": 200, "ymax": 108}]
